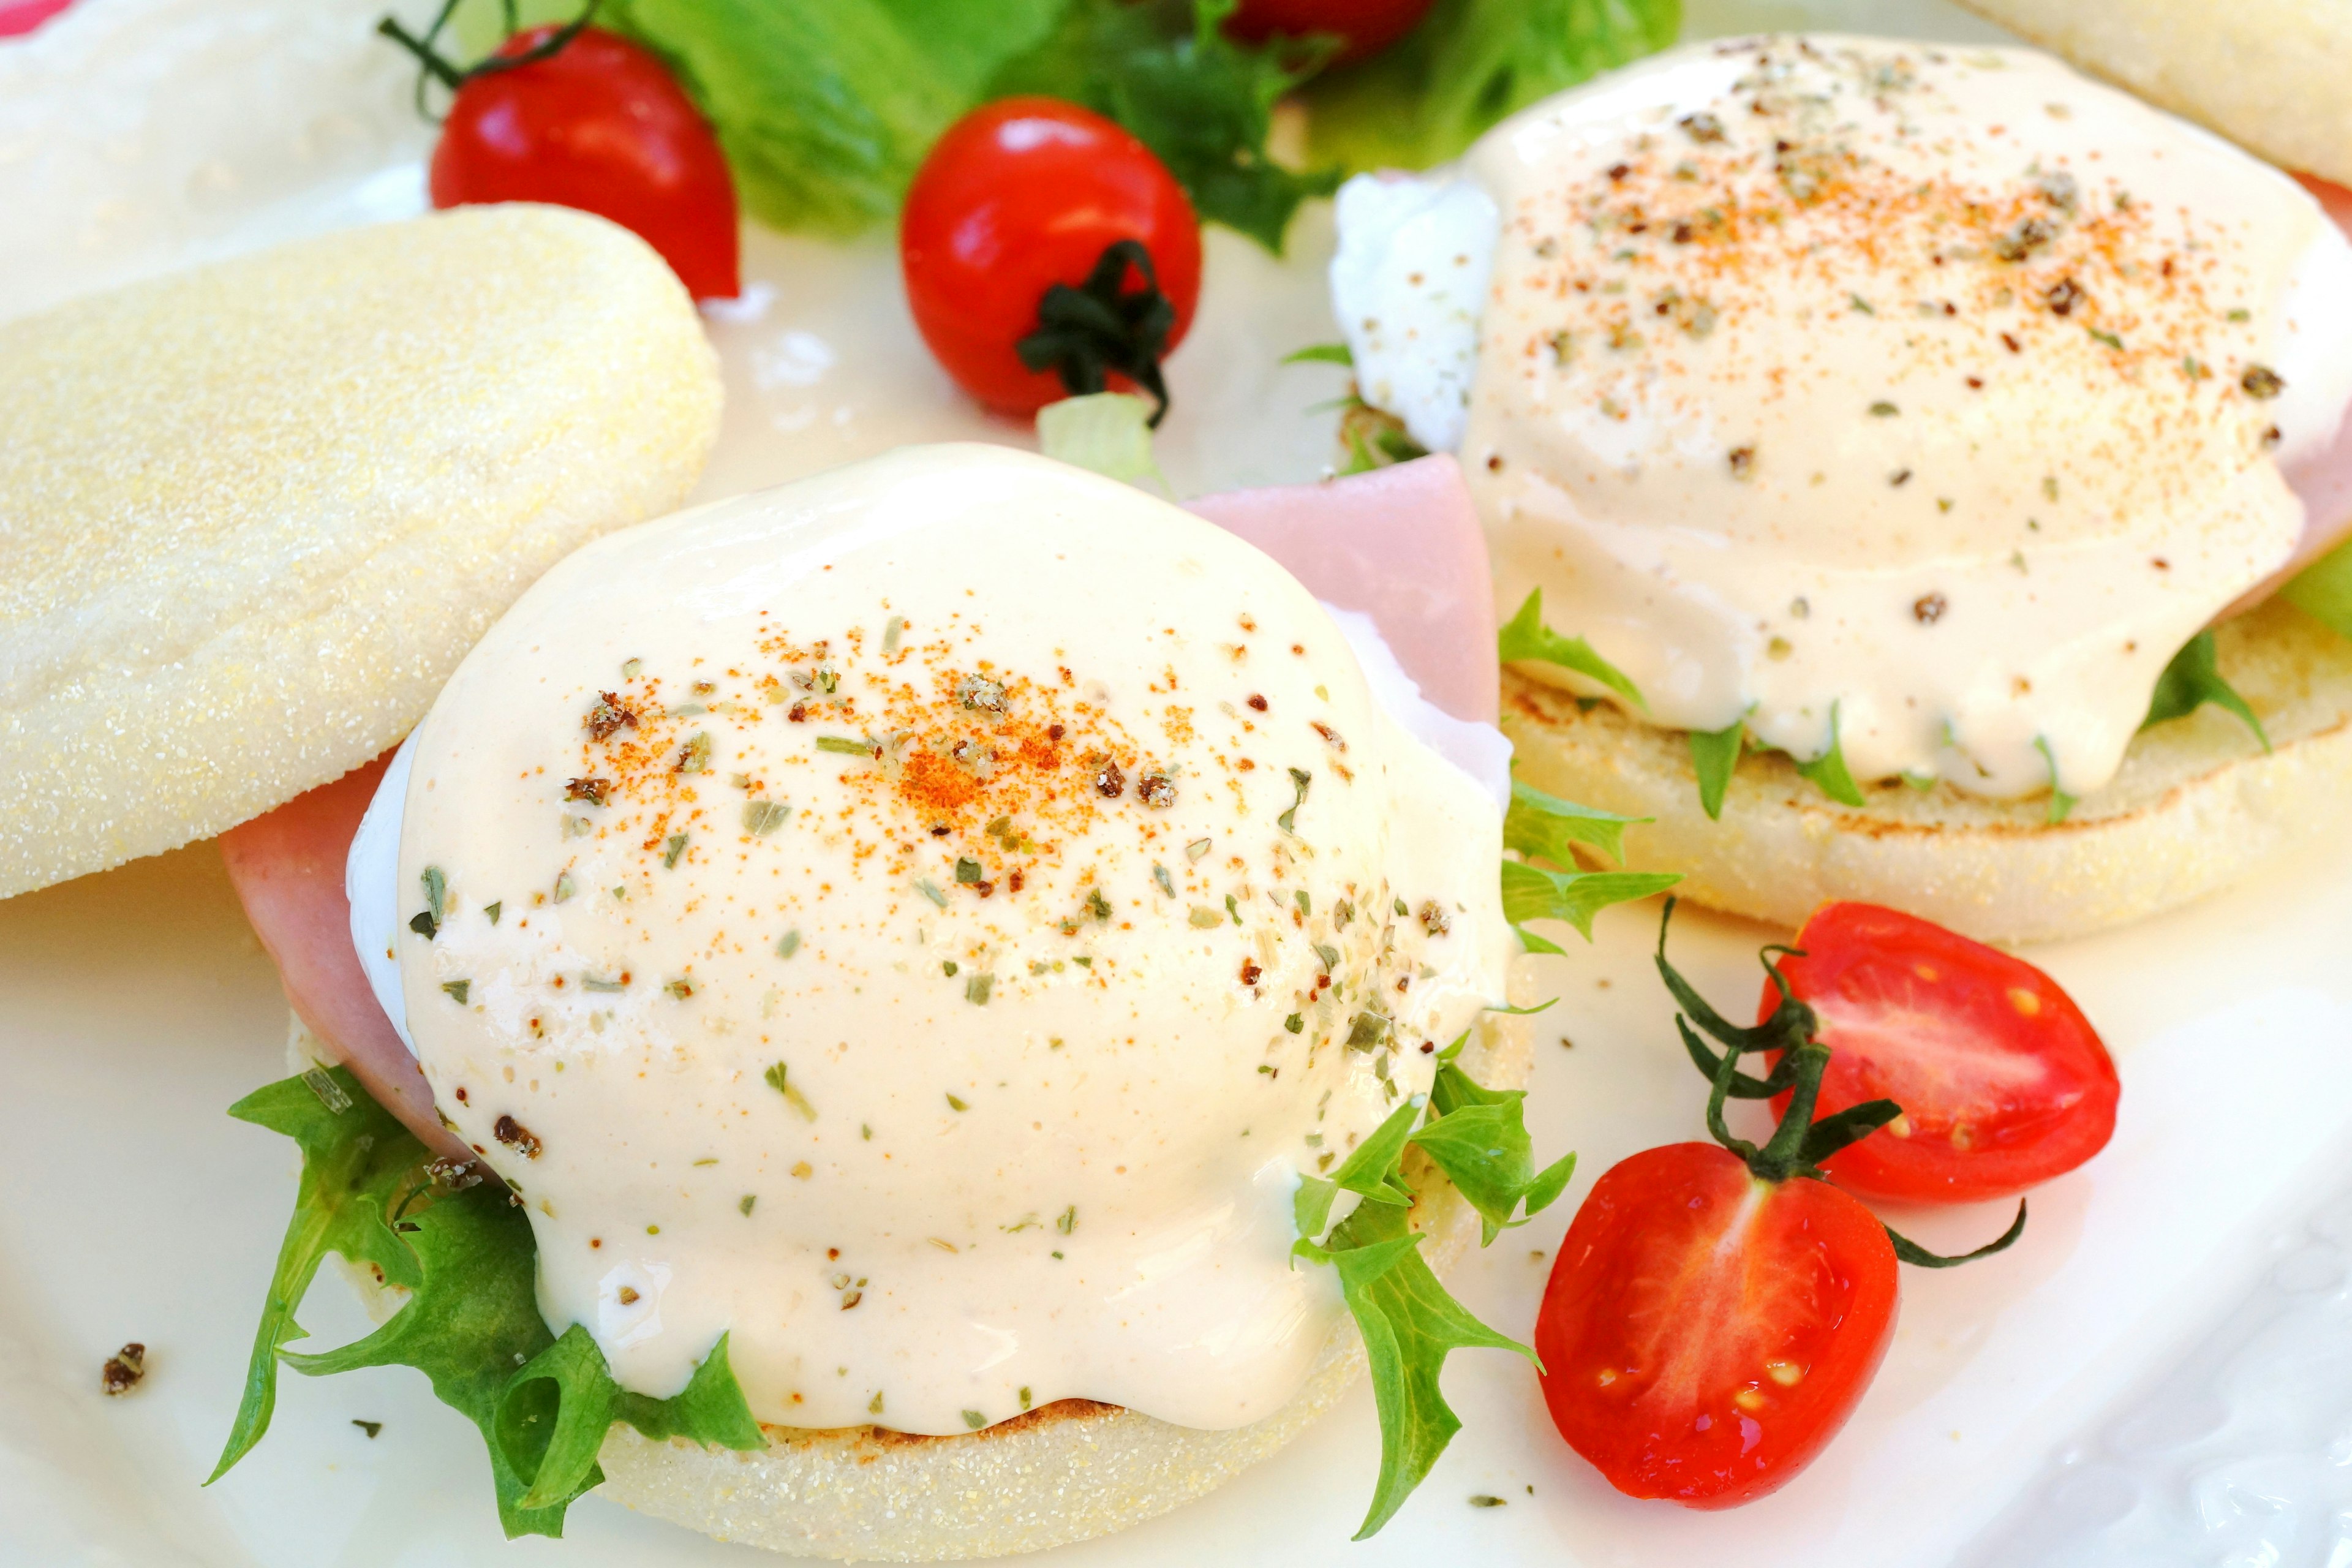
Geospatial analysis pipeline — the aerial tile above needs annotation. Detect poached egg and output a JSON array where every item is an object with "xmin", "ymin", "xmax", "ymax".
[
  {"xmin": 344, "ymin": 444, "xmax": 1515, "ymax": 1435},
  {"xmin": 1333, "ymin": 36, "xmax": 2352, "ymax": 799}
]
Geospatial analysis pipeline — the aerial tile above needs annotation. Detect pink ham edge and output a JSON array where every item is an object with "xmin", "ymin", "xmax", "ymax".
[
  {"xmin": 221, "ymin": 454, "xmax": 1498, "ymax": 1152},
  {"xmin": 219, "ymin": 752, "xmax": 470, "ymax": 1160},
  {"xmin": 1186, "ymin": 454, "xmax": 1498, "ymax": 725}
]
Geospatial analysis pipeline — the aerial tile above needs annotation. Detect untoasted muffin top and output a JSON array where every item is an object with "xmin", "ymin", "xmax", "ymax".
[{"xmin": 0, "ymin": 204, "xmax": 722, "ymax": 899}]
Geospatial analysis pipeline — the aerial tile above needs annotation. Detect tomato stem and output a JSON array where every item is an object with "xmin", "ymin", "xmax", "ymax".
[
  {"xmin": 1675, "ymin": 1014, "xmax": 1798, "ymax": 1098},
  {"xmin": 1696, "ymin": 1017, "xmax": 1760, "ymax": 1162},
  {"xmin": 377, "ymin": 0, "xmax": 604, "ymax": 121},
  {"xmin": 1753, "ymin": 1042, "xmax": 1832, "ymax": 1177},
  {"xmin": 1017, "ymin": 239, "xmax": 1179, "ymax": 427},
  {"xmin": 1886, "ymin": 1200, "xmax": 2029, "ymax": 1267},
  {"xmin": 1797, "ymin": 1098, "xmax": 1904, "ymax": 1167},
  {"xmin": 1657, "ymin": 899, "xmax": 2029, "ymax": 1265}
]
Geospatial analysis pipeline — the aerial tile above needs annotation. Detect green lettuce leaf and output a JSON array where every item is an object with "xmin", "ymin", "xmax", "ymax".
[
  {"xmin": 1338, "ymin": 399, "xmax": 1430, "ymax": 473},
  {"xmin": 2035, "ymin": 736, "xmax": 2075, "ymax": 825},
  {"xmin": 2282, "ymin": 536, "xmax": 2352, "ymax": 641},
  {"xmin": 1684, "ymin": 707, "xmax": 1868, "ymax": 820},
  {"xmin": 1303, "ymin": 0, "xmax": 1680, "ymax": 173},
  {"xmin": 1293, "ymin": 1098, "xmax": 1422, "ymax": 1240},
  {"xmin": 214, "ymin": 1068, "xmax": 763, "ymax": 1537},
  {"xmin": 994, "ymin": 0, "xmax": 1341, "ymax": 251},
  {"xmin": 1792, "ymin": 705, "xmax": 1867, "ymax": 807},
  {"xmin": 1687, "ymin": 720, "xmax": 1744, "ymax": 820},
  {"xmin": 1292, "ymin": 1054, "xmax": 1567, "ymax": 1536},
  {"xmin": 1501, "ymin": 780, "xmax": 1678, "ymax": 952},
  {"xmin": 1501, "ymin": 861, "xmax": 1679, "ymax": 952},
  {"xmin": 500, "ymin": 1325, "xmax": 763, "ymax": 1510},
  {"xmin": 1036, "ymin": 392, "xmax": 1170, "ymax": 492},
  {"xmin": 208, "ymin": 1068, "xmax": 426, "ymax": 1484},
  {"xmin": 1414, "ymin": 1055, "xmax": 1575, "ymax": 1243},
  {"xmin": 1499, "ymin": 869, "xmax": 1670, "ymax": 949},
  {"xmin": 1497, "ymin": 588, "xmax": 1644, "ymax": 708},
  {"xmin": 447, "ymin": 0, "xmax": 1672, "ymax": 247},
  {"xmin": 1283, "ymin": 342, "xmax": 1354, "ymax": 366},
  {"xmin": 1317, "ymin": 1199, "xmax": 1530, "ymax": 1538},
  {"xmin": 2142, "ymin": 628, "xmax": 2268, "ymax": 751},
  {"xmin": 600, "ymin": 0, "xmax": 1066, "ymax": 236},
  {"xmin": 1503, "ymin": 778, "xmax": 1644, "ymax": 865},
  {"xmin": 576, "ymin": 0, "xmax": 1329, "ymax": 247}
]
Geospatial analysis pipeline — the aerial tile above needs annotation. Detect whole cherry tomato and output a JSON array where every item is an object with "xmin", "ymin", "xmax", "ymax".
[
  {"xmin": 1760, "ymin": 902, "xmax": 2119, "ymax": 1204},
  {"xmin": 900, "ymin": 97, "xmax": 1202, "ymax": 421},
  {"xmin": 1536, "ymin": 1141, "xmax": 1899, "ymax": 1507},
  {"xmin": 422, "ymin": 24, "xmax": 739, "ymax": 300},
  {"xmin": 1224, "ymin": 0, "xmax": 1436, "ymax": 64}
]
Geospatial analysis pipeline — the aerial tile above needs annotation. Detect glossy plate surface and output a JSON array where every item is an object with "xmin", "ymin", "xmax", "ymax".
[{"xmin": 6, "ymin": 1, "xmax": 2352, "ymax": 1563}]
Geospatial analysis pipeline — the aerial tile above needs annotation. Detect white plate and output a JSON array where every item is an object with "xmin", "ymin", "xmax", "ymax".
[{"xmin": 9, "ymin": 2, "xmax": 2352, "ymax": 1564}]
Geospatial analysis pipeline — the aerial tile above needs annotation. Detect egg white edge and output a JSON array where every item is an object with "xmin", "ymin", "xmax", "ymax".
[{"xmin": 348, "ymin": 730, "xmax": 418, "ymax": 1054}]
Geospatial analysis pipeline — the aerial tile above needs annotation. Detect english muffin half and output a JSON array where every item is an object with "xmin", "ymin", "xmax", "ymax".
[{"xmin": 0, "ymin": 204, "xmax": 721, "ymax": 899}]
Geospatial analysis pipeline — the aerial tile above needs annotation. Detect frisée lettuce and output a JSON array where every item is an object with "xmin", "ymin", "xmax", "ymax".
[
  {"xmin": 208, "ymin": 1066, "xmax": 762, "ymax": 1537},
  {"xmin": 216, "ymin": 1051, "xmax": 1577, "ymax": 1539},
  {"xmin": 216, "ymin": 796, "xmax": 1654, "ymax": 1536},
  {"xmin": 1291, "ymin": 1033, "xmax": 1574, "ymax": 1537},
  {"xmin": 1302, "ymin": 0, "xmax": 1682, "ymax": 174}
]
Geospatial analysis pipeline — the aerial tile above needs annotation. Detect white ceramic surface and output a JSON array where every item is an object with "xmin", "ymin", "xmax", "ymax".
[{"xmin": 9, "ymin": 2, "xmax": 2352, "ymax": 1566}]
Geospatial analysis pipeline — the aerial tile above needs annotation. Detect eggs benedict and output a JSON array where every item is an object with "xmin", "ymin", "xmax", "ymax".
[
  {"xmin": 212, "ymin": 447, "xmax": 1623, "ymax": 1556},
  {"xmin": 365, "ymin": 439, "xmax": 1510, "ymax": 1433},
  {"xmin": 1327, "ymin": 36, "xmax": 2352, "ymax": 939}
]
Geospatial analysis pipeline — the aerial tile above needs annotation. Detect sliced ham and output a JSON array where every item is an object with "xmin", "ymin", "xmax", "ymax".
[
  {"xmin": 1187, "ymin": 454, "xmax": 1498, "ymax": 726},
  {"xmin": 219, "ymin": 752, "xmax": 467, "ymax": 1159},
  {"xmin": 219, "ymin": 454, "xmax": 1501, "ymax": 1150}
]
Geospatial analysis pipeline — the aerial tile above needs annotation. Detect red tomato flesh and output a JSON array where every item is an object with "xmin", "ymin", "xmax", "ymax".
[
  {"xmin": 1537, "ymin": 1143, "xmax": 1898, "ymax": 1507},
  {"xmin": 1225, "ymin": 0, "xmax": 1436, "ymax": 63},
  {"xmin": 431, "ymin": 26, "xmax": 740, "ymax": 300},
  {"xmin": 1763, "ymin": 902, "xmax": 2119, "ymax": 1204},
  {"xmin": 900, "ymin": 97, "xmax": 1201, "ymax": 418}
]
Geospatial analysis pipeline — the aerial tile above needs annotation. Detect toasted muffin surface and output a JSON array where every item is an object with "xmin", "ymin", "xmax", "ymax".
[
  {"xmin": 1502, "ymin": 600, "xmax": 2352, "ymax": 943},
  {"xmin": 592, "ymin": 1168, "xmax": 1466, "ymax": 1561},
  {"xmin": 0, "ymin": 204, "xmax": 720, "ymax": 899},
  {"xmin": 586, "ymin": 1005, "xmax": 1531, "ymax": 1559}
]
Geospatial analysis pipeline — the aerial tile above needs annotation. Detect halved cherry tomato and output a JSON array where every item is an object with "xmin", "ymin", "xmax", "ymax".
[
  {"xmin": 425, "ymin": 25, "xmax": 740, "ymax": 300},
  {"xmin": 1760, "ymin": 902, "xmax": 2119, "ymax": 1204},
  {"xmin": 1225, "ymin": 0, "xmax": 1436, "ymax": 64},
  {"xmin": 1536, "ymin": 1142, "xmax": 1898, "ymax": 1508},
  {"xmin": 1538, "ymin": 902, "xmax": 2030, "ymax": 1507},
  {"xmin": 900, "ymin": 97, "xmax": 1201, "ymax": 420}
]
